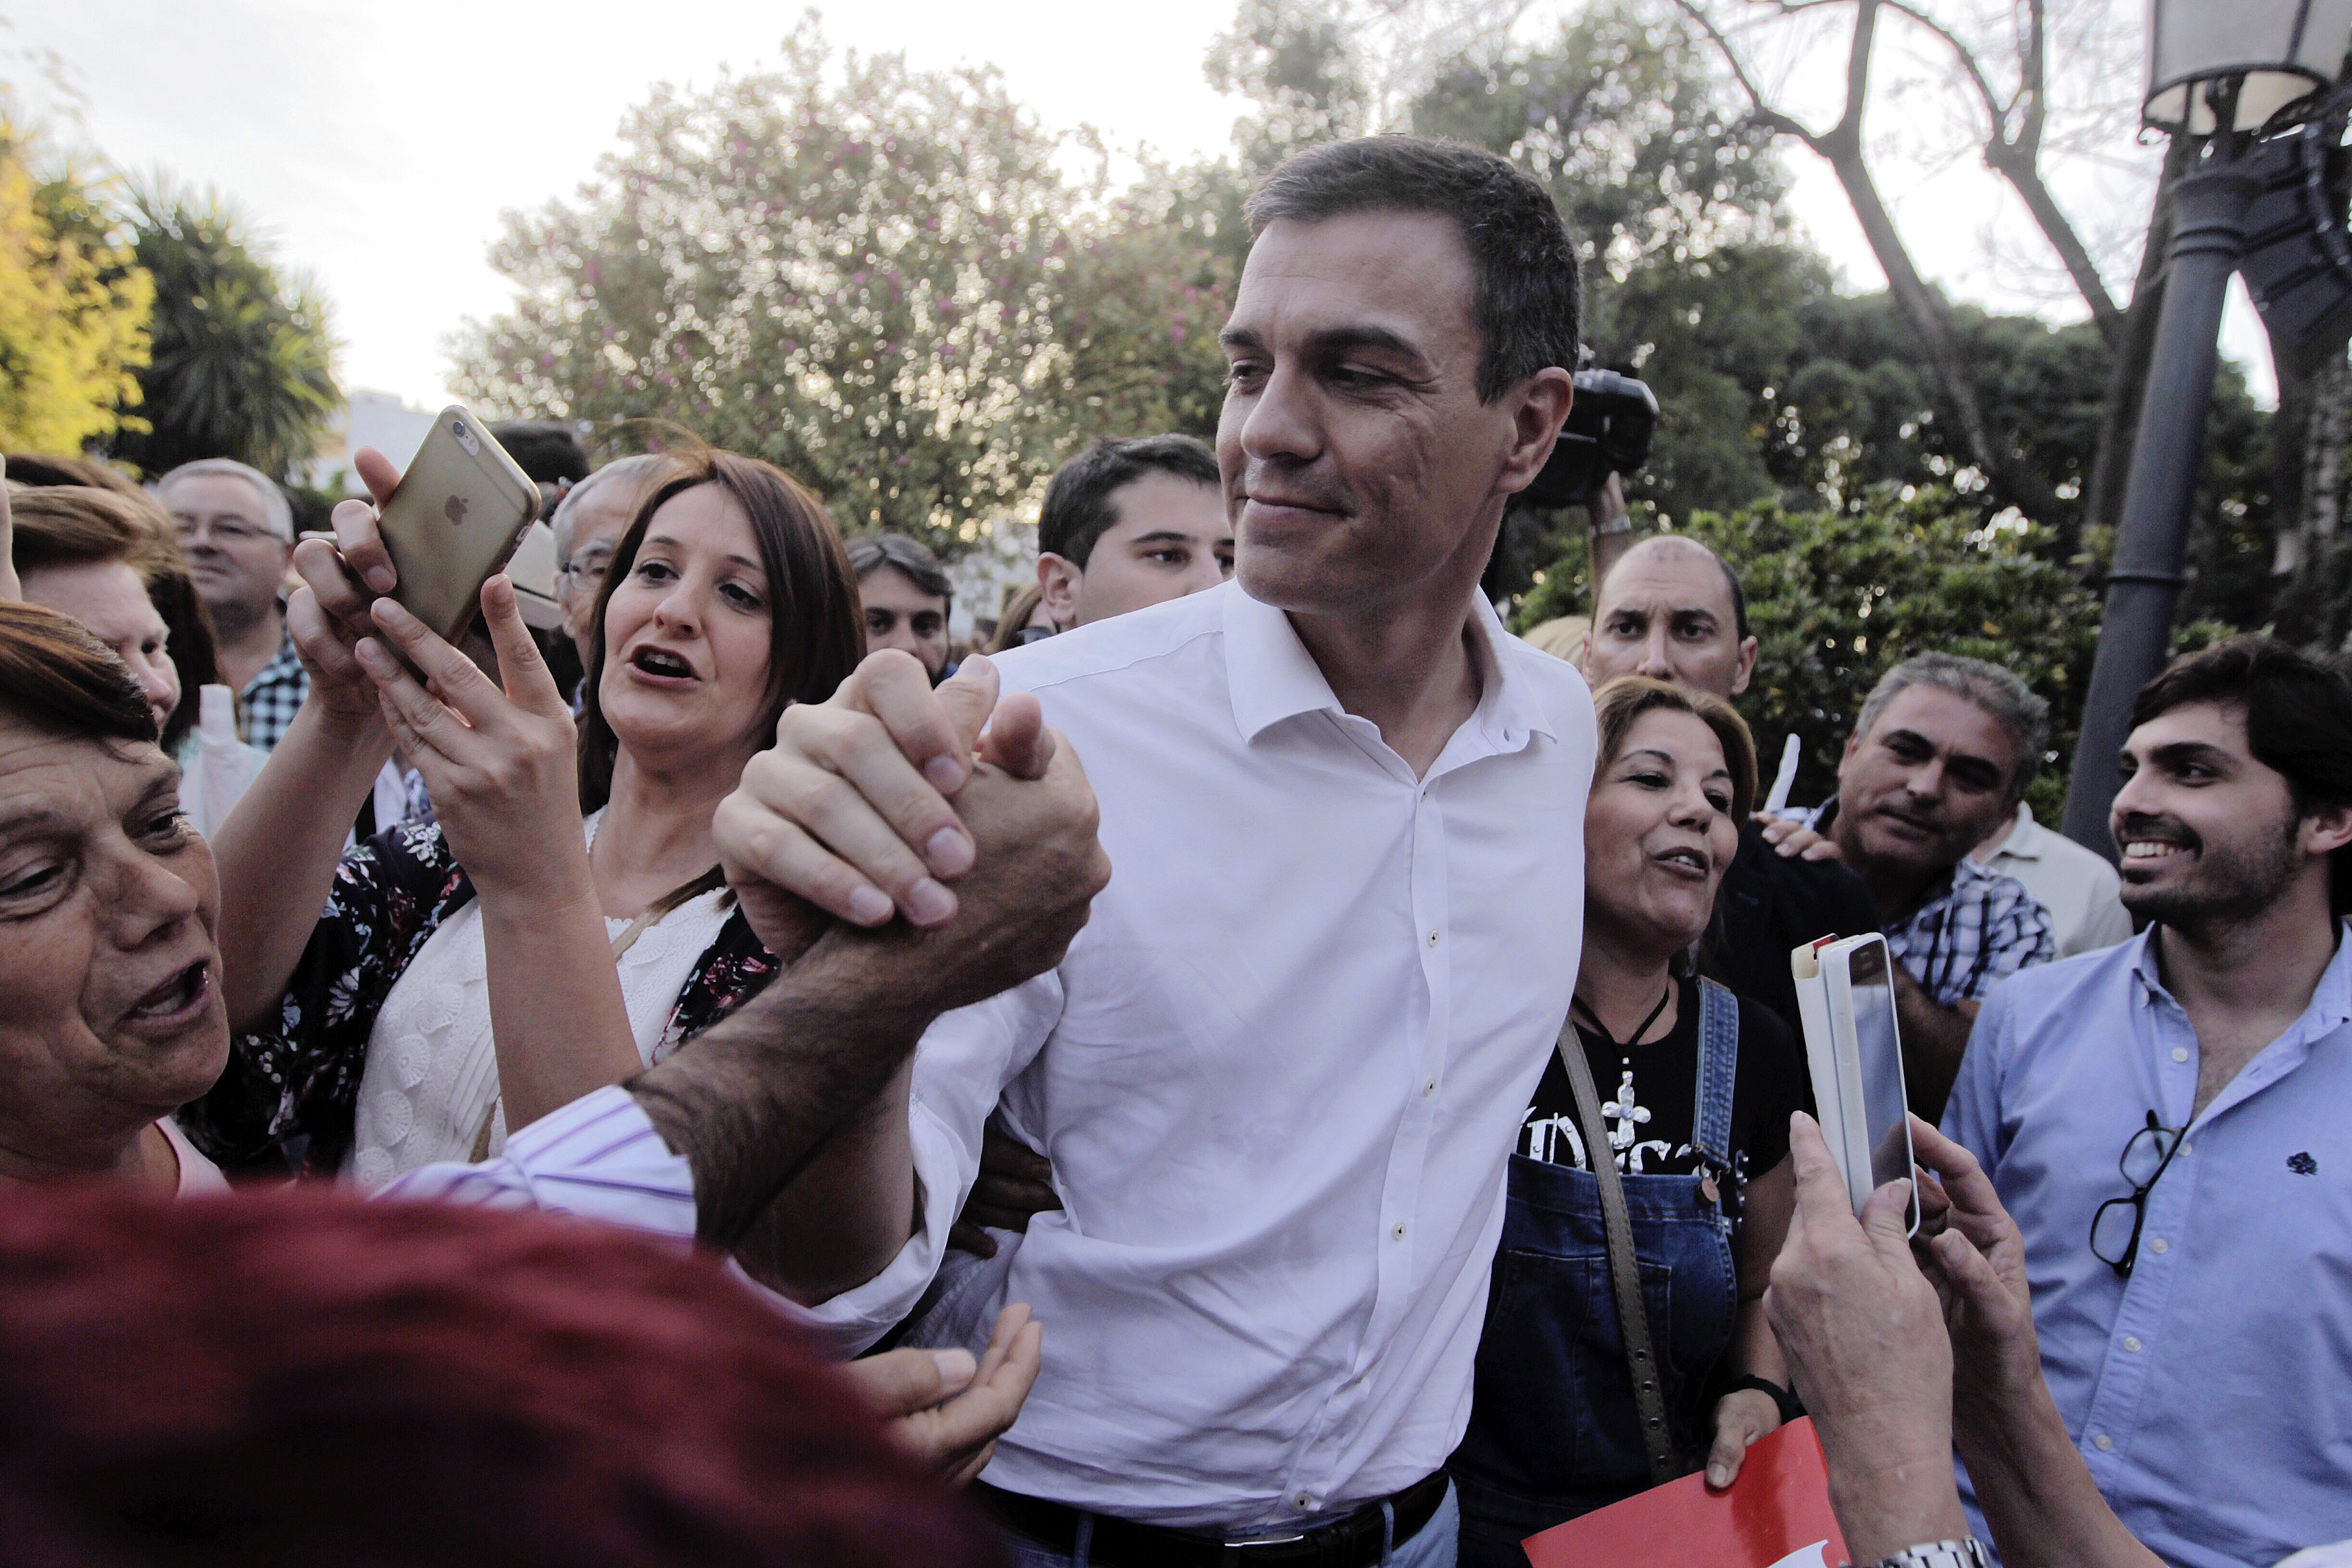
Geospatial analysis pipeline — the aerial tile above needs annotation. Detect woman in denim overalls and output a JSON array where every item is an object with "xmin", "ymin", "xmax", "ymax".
[{"xmin": 1453, "ymin": 679, "xmax": 1804, "ymax": 1565}]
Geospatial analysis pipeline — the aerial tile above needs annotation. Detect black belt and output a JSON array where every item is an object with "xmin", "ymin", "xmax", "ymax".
[{"xmin": 975, "ymin": 1472, "xmax": 1451, "ymax": 1568}]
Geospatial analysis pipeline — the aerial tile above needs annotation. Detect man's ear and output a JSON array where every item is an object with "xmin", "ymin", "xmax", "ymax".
[
  {"xmin": 1731, "ymin": 635, "xmax": 1758, "ymax": 698},
  {"xmin": 1497, "ymin": 367, "xmax": 1576, "ymax": 496},
  {"xmin": 2301, "ymin": 800, "xmax": 2352, "ymax": 859},
  {"xmin": 1037, "ymin": 553, "xmax": 1082, "ymax": 630}
]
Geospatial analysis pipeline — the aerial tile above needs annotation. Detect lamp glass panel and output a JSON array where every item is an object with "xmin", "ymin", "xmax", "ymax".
[{"xmin": 2145, "ymin": 0, "xmax": 2352, "ymax": 130}]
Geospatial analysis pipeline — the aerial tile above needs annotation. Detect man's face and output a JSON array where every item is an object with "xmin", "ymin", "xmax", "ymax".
[
  {"xmin": 1834, "ymin": 684, "xmax": 2021, "ymax": 882},
  {"xmin": 167, "ymin": 475, "xmax": 290, "ymax": 622},
  {"xmin": 1582, "ymin": 542, "xmax": 1757, "ymax": 699},
  {"xmin": 557, "ymin": 483, "xmax": 646, "ymax": 665},
  {"xmin": 1217, "ymin": 210, "xmax": 1550, "ymax": 623},
  {"xmin": 1041, "ymin": 473, "xmax": 1232, "ymax": 628},
  {"xmin": 2110, "ymin": 700, "xmax": 2350, "ymax": 929},
  {"xmin": 860, "ymin": 566, "xmax": 950, "ymax": 680}
]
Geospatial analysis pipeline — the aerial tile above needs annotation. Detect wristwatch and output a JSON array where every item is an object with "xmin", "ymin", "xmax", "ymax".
[{"xmin": 1859, "ymin": 1541, "xmax": 1991, "ymax": 1568}]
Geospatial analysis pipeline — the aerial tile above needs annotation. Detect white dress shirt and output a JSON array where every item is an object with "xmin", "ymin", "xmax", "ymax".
[
  {"xmin": 1970, "ymin": 802, "xmax": 2133, "ymax": 959},
  {"xmin": 802, "ymin": 581, "xmax": 1596, "ymax": 1530}
]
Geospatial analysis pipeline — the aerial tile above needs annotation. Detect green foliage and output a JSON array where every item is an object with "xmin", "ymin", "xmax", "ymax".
[
  {"xmin": 1515, "ymin": 488, "xmax": 2100, "ymax": 819},
  {"xmin": 0, "ymin": 109, "xmax": 151, "ymax": 453},
  {"xmin": 109, "ymin": 180, "xmax": 340, "ymax": 479},
  {"xmin": 1205, "ymin": 0, "xmax": 1369, "ymax": 173},
  {"xmin": 455, "ymin": 29, "xmax": 1085, "ymax": 553}
]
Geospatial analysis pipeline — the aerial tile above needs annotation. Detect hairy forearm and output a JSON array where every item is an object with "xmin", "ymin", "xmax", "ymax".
[
  {"xmin": 216, "ymin": 701, "xmax": 393, "ymax": 1029},
  {"xmin": 1895, "ymin": 974, "xmax": 1977, "ymax": 1122},
  {"xmin": 477, "ymin": 878, "xmax": 643, "ymax": 1131},
  {"xmin": 627, "ymin": 929, "xmax": 936, "ymax": 1251},
  {"xmin": 733, "ymin": 1058, "xmax": 917, "ymax": 1304},
  {"xmin": 1955, "ymin": 1365, "xmax": 2163, "ymax": 1568}
]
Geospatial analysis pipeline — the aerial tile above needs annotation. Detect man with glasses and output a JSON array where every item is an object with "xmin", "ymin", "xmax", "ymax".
[
  {"xmin": 158, "ymin": 458, "xmax": 305, "ymax": 752},
  {"xmin": 550, "ymin": 455, "xmax": 672, "ymax": 701},
  {"xmin": 1942, "ymin": 639, "xmax": 2352, "ymax": 1568}
]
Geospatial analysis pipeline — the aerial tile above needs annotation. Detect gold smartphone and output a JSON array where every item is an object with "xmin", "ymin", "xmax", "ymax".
[{"xmin": 374, "ymin": 406, "xmax": 542, "ymax": 642}]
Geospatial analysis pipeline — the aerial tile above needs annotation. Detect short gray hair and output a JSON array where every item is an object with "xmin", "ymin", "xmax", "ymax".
[
  {"xmin": 1855, "ymin": 652, "xmax": 2050, "ymax": 806},
  {"xmin": 551, "ymin": 454, "xmax": 674, "ymax": 564},
  {"xmin": 154, "ymin": 458, "xmax": 292, "ymax": 541},
  {"xmin": 845, "ymin": 531, "xmax": 952, "ymax": 605}
]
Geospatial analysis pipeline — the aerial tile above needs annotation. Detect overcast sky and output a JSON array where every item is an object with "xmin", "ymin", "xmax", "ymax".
[{"xmin": 8, "ymin": 0, "xmax": 2271, "ymax": 412}]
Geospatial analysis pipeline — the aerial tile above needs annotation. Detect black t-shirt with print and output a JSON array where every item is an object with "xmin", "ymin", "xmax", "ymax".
[{"xmin": 1519, "ymin": 975, "xmax": 1805, "ymax": 1196}]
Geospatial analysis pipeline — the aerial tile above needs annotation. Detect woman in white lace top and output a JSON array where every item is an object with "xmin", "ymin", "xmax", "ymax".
[{"xmin": 191, "ymin": 447, "xmax": 865, "ymax": 1181}]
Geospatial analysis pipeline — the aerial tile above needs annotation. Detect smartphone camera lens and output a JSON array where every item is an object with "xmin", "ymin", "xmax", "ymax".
[{"xmin": 451, "ymin": 419, "xmax": 481, "ymax": 457}]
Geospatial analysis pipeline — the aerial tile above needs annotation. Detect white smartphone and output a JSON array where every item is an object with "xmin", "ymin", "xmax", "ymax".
[{"xmin": 1792, "ymin": 932, "xmax": 1921, "ymax": 1233}]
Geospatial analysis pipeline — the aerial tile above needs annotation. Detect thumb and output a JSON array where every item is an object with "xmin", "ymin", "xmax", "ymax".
[
  {"xmin": 1924, "ymin": 1227, "xmax": 2009, "ymax": 1319},
  {"xmin": 1860, "ymin": 1177, "xmax": 1916, "ymax": 1253},
  {"xmin": 354, "ymin": 445, "xmax": 402, "ymax": 509},
  {"xmin": 841, "ymin": 1345, "xmax": 978, "ymax": 1421},
  {"xmin": 478, "ymin": 576, "xmax": 565, "ymax": 715},
  {"xmin": 1705, "ymin": 1413, "xmax": 1750, "ymax": 1489},
  {"xmin": 935, "ymin": 654, "xmax": 1000, "ymax": 757},
  {"xmin": 977, "ymin": 693, "xmax": 1056, "ymax": 781}
]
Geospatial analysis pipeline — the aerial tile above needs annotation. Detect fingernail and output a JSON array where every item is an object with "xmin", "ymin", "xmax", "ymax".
[
  {"xmin": 924, "ymin": 754, "xmax": 965, "ymax": 792},
  {"xmin": 907, "ymin": 878, "xmax": 955, "ymax": 925},
  {"xmin": 1707, "ymin": 1464, "xmax": 1729, "ymax": 1487},
  {"xmin": 847, "ymin": 885, "xmax": 893, "ymax": 925},
  {"xmin": 931, "ymin": 1348, "xmax": 976, "ymax": 1385},
  {"xmin": 365, "ymin": 566, "xmax": 395, "ymax": 593},
  {"xmin": 925, "ymin": 825, "xmax": 973, "ymax": 876}
]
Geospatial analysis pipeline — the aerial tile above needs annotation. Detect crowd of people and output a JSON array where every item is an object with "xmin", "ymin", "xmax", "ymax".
[{"xmin": 1, "ymin": 131, "xmax": 2347, "ymax": 1568}]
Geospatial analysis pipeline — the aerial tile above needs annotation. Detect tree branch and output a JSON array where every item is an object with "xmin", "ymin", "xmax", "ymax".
[{"xmin": 1670, "ymin": 0, "xmax": 1826, "ymax": 147}]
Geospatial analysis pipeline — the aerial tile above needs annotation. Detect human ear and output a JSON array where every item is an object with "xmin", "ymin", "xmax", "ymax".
[
  {"xmin": 1497, "ymin": 367, "xmax": 1576, "ymax": 494},
  {"xmin": 1731, "ymin": 636, "xmax": 1758, "ymax": 697},
  {"xmin": 1037, "ymin": 554, "xmax": 1082, "ymax": 628},
  {"xmin": 2301, "ymin": 801, "xmax": 2352, "ymax": 858}
]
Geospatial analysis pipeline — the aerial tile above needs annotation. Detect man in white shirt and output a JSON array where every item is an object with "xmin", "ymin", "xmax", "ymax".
[
  {"xmin": 1970, "ymin": 802, "xmax": 2134, "ymax": 958},
  {"xmin": 711, "ymin": 135, "xmax": 1593, "ymax": 1565}
]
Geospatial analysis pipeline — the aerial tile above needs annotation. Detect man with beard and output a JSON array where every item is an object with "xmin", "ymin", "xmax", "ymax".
[
  {"xmin": 1771, "ymin": 653, "xmax": 2056, "ymax": 1115},
  {"xmin": 1942, "ymin": 639, "xmax": 2352, "ymax": 1568}
]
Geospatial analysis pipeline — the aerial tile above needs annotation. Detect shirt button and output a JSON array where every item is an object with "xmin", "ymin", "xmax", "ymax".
[
  {"xmin": 1427, "ymin": 930, "xmax": 1440, "ymax": 947},
  {"xmin": 2179, "ymin": 1141, "xmax": 2192, "ymax": 1157},
  {"xmin": 1392, "ymin": 1222, "xmax": 1408, "ymax": 1240},
  {"xmin": 2149, "ymin": 1237, "xmax": 2169, "ymax": 1255},
  {"xmin": 2092, "ymin": 1433, "xmax": 2114, "ymax": 1452},
  {"xmin": 1423, "ymin": 1080, "xmax": 1437, "ymax": 1097},
  {"xmin": 2172, "ymin": 1047, "xmax": 2190, "ymax": 1063},
  {"xmin": 1295, "ymin": 1492, "xmax": 1314, "ymax": 1510},
  {"xmin": 2122, "ymin": 1336, "xmax": 2142, "ymax": 1352}
]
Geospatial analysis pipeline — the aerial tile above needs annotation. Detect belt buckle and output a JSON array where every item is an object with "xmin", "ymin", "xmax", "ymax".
[{"xmin": 1222, "ymin": 1528, "xmax": 1310, "ymax": 1548}]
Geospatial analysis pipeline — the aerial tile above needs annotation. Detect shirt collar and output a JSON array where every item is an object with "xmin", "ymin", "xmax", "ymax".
[
  {"xmin": 2130, "ymin": 919, "xmax": 2352, "ymax": 1029},
  {"xmin": 1992, "ymin": 804, "xmax": 2042, "ymax": 861},
  {"xmin": 1220, "ymin": 586, "xmax": 1556, "ymax": 749}
]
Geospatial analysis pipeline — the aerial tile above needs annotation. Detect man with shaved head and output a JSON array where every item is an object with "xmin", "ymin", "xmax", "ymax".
[{"xmin": 1580, "ymin": 533, "xmax": 1881, "ymax": 1035}]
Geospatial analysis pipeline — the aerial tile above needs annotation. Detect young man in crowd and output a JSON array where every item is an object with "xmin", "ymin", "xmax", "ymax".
[
  {"xmin": 157, "ymin": 458, "xmax": 305, "ymax": 751},
  {"xmin": 1970, "ymin": 796, "xmax": 2133, "ymax": 958},
  {"xmin": 1576, "ymin": 533, "xmax": 1881, "ymax": 1035},
  {"xmin": 1766, "ymin": 653, "xmax": 2056, "ymax": 1116},
  {"xmin": 1033, "ymin": 435, "xmax": 1233, "ymax": 632},
  {"xmin": 1943, "ymin": 639, "xmax": 2352, "ymax": 1568},
  {"xmin": 849, "ymin": 531, "xmax": 955, "ymax": 682},
  {"xmin": 708, "ymin": 135, "xmax": 1593, "ymax": 1565}
]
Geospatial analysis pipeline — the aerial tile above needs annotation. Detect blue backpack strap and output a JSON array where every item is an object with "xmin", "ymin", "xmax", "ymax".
[{"xmin": 1692, "ymin": 977, "xmax": 1741, "ymax": 1170}]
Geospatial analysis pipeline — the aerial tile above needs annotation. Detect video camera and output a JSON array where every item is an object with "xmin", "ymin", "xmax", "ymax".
[{"xmin": 1517, "ymin": 366, "xmax": 1659, "ymax": 511}]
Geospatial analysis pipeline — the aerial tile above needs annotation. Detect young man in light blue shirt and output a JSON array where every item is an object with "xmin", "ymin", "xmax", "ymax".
[{"xmin": 1944, "ymin": 638, "xmax": 2352, "ymax": 1568}]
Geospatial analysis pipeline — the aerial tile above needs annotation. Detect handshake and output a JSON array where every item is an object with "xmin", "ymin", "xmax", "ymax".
[{"xmin": 714, "ymin": 646, "xmax": 1112, "ymax": 1003}]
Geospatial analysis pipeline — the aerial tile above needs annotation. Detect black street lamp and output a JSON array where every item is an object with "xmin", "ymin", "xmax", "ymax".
[{"xmin": 2061, "ymin": 0, "xmax": 2352, "ymax": 856}]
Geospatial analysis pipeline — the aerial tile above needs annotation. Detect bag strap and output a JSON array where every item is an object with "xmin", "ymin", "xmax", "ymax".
[{"xmin": 1557, "ymin": 1016, "xmax": 1681, "ymax": 1487}]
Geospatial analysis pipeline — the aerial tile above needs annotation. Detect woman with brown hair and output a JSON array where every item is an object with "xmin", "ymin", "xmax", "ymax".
[
  {"xmin": 1451, "ymin": 676, "xmax": 1806, "ymax": 1563},
  {"xmin": 186, "ymin": 446, "xmax": 865, "ymax": 1184}
]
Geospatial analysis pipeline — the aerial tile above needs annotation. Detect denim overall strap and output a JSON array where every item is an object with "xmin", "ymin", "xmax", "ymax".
[{"xmin": 1691, "ymin": 978, "xmax": 1742, "ymax": 1172}]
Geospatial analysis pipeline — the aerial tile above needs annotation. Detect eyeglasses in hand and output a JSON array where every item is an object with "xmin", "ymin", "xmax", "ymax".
[{"xmin": 2089, "ymin": 1110, "xmax": 2185, "ymax": 1278}]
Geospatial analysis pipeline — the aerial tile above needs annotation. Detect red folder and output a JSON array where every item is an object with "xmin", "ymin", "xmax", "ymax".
[{"xmin": 1519, "ymin": 1418, "xmax": 1850, "ymax": 1567}]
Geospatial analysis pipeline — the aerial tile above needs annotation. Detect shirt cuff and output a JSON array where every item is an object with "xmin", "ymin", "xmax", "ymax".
[
  {"xmin": 790, "ymin": 1093, "xmax": 970, "ymax": 1357},
  {"xmin": 382, "ymin": 1085, "xmax": 699, "ymax": 1240}
]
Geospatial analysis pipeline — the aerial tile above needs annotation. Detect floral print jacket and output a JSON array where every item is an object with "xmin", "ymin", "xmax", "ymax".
[{"xmin": 181, "ymin": 820, "xmax": 777, "ymax": 1177}]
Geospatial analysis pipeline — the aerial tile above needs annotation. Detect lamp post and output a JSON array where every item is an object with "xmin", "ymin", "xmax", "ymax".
[{"xmin": 2061, "ymin": 0, "xmax": 2352, "ymax": 856}]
